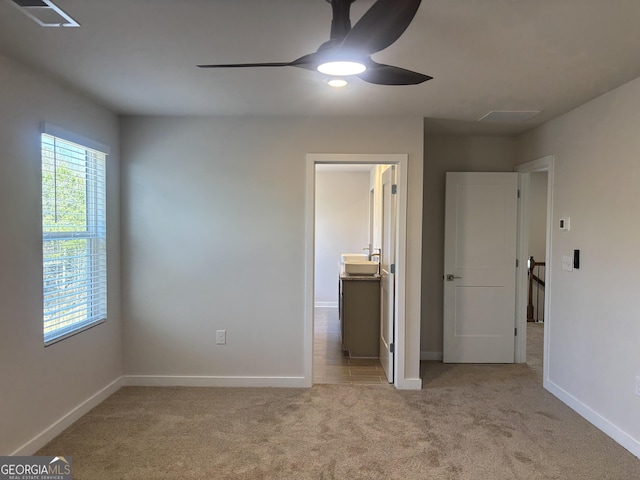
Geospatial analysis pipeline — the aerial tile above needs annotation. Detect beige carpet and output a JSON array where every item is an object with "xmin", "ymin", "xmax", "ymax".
[{"xmin": 37, "ymin": 367, "xmax": 639, "ymax": 478}]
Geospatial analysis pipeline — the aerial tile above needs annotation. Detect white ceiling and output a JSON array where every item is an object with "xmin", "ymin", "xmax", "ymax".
[{"xmin": 1, "ymin": 0, "xmax": 640, "ymax": 135}]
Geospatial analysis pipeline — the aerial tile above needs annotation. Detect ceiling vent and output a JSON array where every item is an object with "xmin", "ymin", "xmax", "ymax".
[
  {"xmin": 478, "ymin": 111, "xmax": 541, "ymax": 123},
  {"xmin": 8, "ymin": 0, "xmax": 79, "ymax": 27}
]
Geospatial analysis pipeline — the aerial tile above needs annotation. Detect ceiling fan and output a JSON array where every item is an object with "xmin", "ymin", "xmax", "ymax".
[{"xmin": 198, "ymin": 0, "xmax": 432, "ymax": 86}]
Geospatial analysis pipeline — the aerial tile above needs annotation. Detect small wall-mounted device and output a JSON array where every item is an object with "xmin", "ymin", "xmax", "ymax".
[
  {"xmin": 573, "ymin": 249, "xmax": 580, "ymax": 269},
  {"xmin": 559, "ymin": 217, "xmax": 571, "ymax": 231}
]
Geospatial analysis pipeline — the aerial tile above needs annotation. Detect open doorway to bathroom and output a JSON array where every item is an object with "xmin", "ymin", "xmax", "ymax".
[{"xmin": 313, "ymin": 163, "xmax": 392, "ymax": 385}]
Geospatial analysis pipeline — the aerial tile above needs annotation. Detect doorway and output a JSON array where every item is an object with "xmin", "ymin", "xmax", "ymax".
[
  {"xmin": 515, "ymin": 156, "xmax": 554, "ymax": 385},
  {"xmin": 304, "ymin": 154, "xmax": 409, "ymax": 388},
  {"xmin": 313, "ymin": 163, "xmax": 387, "ymax": 384},
  {"xmin": 524, "ymin": 171, "xmax": 547, "ymax": 381},
  {"xmin": 440, "ymin": 156, "xmax": 554, "ymax": 374}
]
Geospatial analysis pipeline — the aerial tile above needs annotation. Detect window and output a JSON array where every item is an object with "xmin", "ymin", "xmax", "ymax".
[{"xmin": 41, "ymin": 130, "xmax": 107, "ymax": 345}]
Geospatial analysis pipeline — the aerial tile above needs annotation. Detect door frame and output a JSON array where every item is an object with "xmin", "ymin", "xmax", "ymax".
[
  {"xmin": 514, "ymin": 155, "xmax": 554, "ymax": 385},
  {"xmin": 305, "ymin": 153, "xmax": 409, "ymax": 388},
  {"xmin": 380, "ymin": 165, "xmax": 397, "ymax": 382}
]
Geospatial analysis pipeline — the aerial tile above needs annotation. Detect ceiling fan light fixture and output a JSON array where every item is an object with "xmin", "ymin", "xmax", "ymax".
[
  {"xmin": 328, "ymin": 78, "xmax": 348, "ymax": 88},
  {"xmin": 317, "ymin": 61, "xmax": 366, "ymax": 76},
  {"xmin": 197, "ymin": 0, "xmax": 431, "ymax": 86}
]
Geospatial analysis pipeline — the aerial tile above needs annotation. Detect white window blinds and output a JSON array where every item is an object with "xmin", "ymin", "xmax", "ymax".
[{"xmin": 41, "ymin": 132, "xmax": 107, "ymax": 345}]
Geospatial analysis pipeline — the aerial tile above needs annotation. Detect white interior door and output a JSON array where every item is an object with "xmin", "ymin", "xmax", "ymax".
[
  {"xmin": 380, "ymin": 166, "xmax": 396, "ymax": 382},
  {"xmin": 443, "ymin": 172, "xmax": 518, "ymax": 363}
]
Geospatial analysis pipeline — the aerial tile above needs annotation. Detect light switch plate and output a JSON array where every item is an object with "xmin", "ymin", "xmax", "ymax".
[
  {"xmin": 562, "ymin": 255, "xmax": 573, "ymax": 272},
  {"xmin": 559, "ymin": 217, "xmax": 571, "ymax": 231}
]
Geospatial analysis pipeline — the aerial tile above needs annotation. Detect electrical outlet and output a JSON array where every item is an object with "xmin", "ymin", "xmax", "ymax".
[
  {"xmin": 635, "ymin": 376, "xmax": 640, "ymax": 397},
  {"xmin": 216, "ymin": 330, "xmax": 226, "ymax": 345}
]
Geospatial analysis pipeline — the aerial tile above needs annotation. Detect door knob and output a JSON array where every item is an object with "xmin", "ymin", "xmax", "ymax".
[{"xmin": 446, "ymin": 274, "xmax": 462, "ymax": 281}]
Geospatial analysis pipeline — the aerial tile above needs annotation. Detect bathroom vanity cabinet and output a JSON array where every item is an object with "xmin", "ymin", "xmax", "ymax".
[{"xmin": 339, "ymin": 274, "xmax": 380, "ymax": 358}]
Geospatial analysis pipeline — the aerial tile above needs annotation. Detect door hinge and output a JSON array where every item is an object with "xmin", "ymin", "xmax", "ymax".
[
  {"xmin": 390, "ymin": 343, "xmax": 395, "ymax": 353},
  {"xmin": 517, "ymin": 189, "xmax": 521, "ymax": 198},
  {"xmin": 390, "ymin": 264, "xmax": 396, "ymax": 274},
  {"xmin": 391, "ymin": 184, "xmax": 397, "ymax": 195},
  {"xmin": 515, "ymin": 327, "xmax": 518, "ymax": 336}
]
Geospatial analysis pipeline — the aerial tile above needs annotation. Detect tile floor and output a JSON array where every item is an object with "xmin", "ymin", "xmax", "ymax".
[{"xmin": 313, "ymin": 306, "xmax": 389, "ymax": 385}]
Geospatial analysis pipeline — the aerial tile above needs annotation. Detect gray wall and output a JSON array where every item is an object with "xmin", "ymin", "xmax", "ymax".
[
  {"xmin": 120, "ymin": 116, "xmax": 424, "ymax": 382},
  {"xmin": 518, "ymin": 76, "xmax": 640, "ymax": 450},
  {"xmin": 0, "ymin": 54, "xmax": 121, "ymax": 455},
  {"xmin": 421, "ymin": 136, "xmax": 518, "ymax": 357},
  {"xmin": 315, "ymin": 170, "xmax": 370, "ymax": 306}
]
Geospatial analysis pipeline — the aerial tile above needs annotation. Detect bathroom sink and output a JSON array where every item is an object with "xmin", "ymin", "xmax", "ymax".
[
  {"xmin": 341, "ymin": 253, "xmax": 368, "ymax": 264},
  {"xmin": 344, "ymin": 261, "xmax": 379, "ymax": 276}
]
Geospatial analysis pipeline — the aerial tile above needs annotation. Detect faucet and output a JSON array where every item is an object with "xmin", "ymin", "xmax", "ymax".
[{"xmin": 362, "ymin": 246, "xmax": 381, "ymax": 262}]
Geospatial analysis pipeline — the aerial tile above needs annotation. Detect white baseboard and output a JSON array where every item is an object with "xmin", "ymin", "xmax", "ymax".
[
  {"xmin": 314, "ymin": 302, "xmax": 338, "ymax": 308},
  {"xmin": 124, "ymin": 375, "xmax": 308, "ymax": 388},
  {"xmin": 421, "ymin": 351, "xmax": 443, "ymax": 361},
  {"xmin": 396, "ymin": 377, "xmax": 423, "ymax": 390},
  {"xmin": 545, "ymin": 379, "xmax": 640, "ymax": 459},
  {"xmin": 11, "ymin": 376, "xmax": 124, "ymax": 456}
]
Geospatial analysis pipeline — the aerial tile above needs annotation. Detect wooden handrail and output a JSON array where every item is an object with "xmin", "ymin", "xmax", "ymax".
[{"xmin": 531, "ymin": 273, "xmax": 545, "ymax": 287}]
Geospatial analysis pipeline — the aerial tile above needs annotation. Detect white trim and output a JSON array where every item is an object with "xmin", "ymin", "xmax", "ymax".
[
  {"xmin": 314, "ymin": 302, "xmax": 338, "ymax": 309},
  {"xmin": 514, "ymin": 171, "xmax": 527, "ymax": 363},
  {"xmin": 306, "ymin": 153, "xmax": 411, "ymax": 389},
  {"xmin": 421, "ymin": 351, "xmax": 443, "ymax": 361},
  {"xmin": 514, "ymin": 155, "xmax": 554, "ymax": 174},
  {"xmin": 395, "ymin": 377, "xmax": 423, "ymax": 390},
  {"xmin": 41, "ymin": 122, "xmax": 110, "ymax": 154},
  {"xmin": 394, "ymin": 158, "xmax": 410, "ymax": 388},
  {"xmin": 124, "ymin": 375, "xmax": 307, "ymax": 388},
  {"xmin": 304, "ymin": 156, "xmax": 316, "ymax": 388},
  {"xmin": 11, "ymin": 377, "xmax": 123, "ymax": 456},
  {"xmin": 545, "ymin": 380, "xmax": 640, "ymax": 458},
  {"xmin": 514, "ymin": 155, "xmax": 554, "ymax": 383}
]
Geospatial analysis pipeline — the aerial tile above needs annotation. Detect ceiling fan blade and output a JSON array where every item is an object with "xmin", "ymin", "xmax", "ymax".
[
  {"xmin": 198, "ymin": 62, "xmax": 292, "ymax": 69},
  {"xmin": 358, "ymin": 61, "xmax": 432, "ymax": 85},
  {"xmin": 289, "ymin": 52, "xmax": 320, "ymax": 71},
  {"xmin": 199, "ymin": 52, "xmax": 319, "ymax": 71},
  {"xmin": 341, "ymin": 0, "xmax": 422, "ymax": 55}
]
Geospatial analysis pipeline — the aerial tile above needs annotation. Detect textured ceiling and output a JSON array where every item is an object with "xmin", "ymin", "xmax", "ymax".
[{"xmin": 1, "ymin": 0, "xmax": 640, "ymax": 135}]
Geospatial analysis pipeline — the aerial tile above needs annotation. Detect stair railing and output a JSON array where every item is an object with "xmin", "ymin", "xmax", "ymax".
[{"xmin": 527, "ymin": 256, "xmax": 546, "ymax": 322}]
